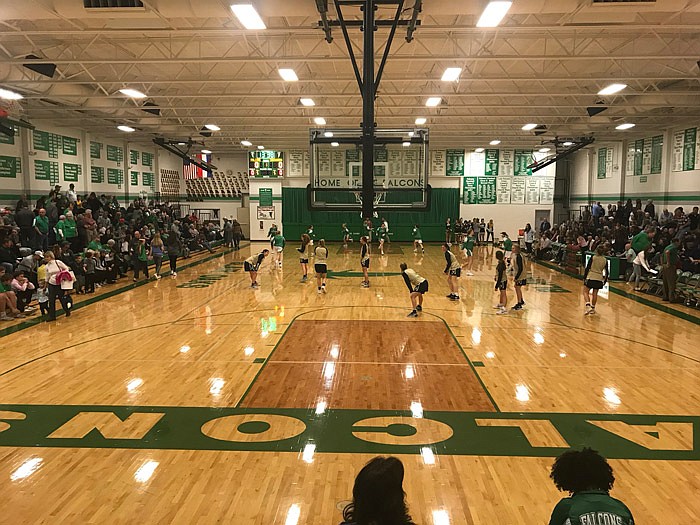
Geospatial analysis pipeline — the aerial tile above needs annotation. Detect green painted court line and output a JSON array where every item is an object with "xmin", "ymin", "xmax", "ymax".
[
  {"xmin": 0, "ymin": 243, "xmax": 249, "ymax": 339},
  {"xmin": 472, "ymin": 361, "xmax": 485, "ymax": 367},
  {"xmin": 253, "ymin": 358, "xmax": 266, "ymax": 364},
  {"xmin": 533, "ymin": 259, "xmax": 700, "ymax": 326},
  {"xmin": 0, "ymin": 403, "xmax": 697, "ymax": 460}
]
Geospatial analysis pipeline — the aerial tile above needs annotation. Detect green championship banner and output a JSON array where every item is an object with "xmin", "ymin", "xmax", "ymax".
[
  {"xmin": 446, "ymin": 149, "xmax": 465, "ymax": 176},
  {"xmin": 63, "ymin": 163, "xmax": 81, "ymax": 182},
  {"xmin": 0, "ymin": 156, "xmax": 18, "ymax": 178}
]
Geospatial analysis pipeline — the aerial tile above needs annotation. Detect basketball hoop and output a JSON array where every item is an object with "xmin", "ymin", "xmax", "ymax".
[{"xmin": 354, "ymin": 191, "xmax": 385, "ymax": 218}]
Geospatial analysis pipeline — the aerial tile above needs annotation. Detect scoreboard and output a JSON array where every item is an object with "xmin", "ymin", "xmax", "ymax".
[{"xmin": 249, "ymin": 150, "xmax": 284, "ymax": 178}]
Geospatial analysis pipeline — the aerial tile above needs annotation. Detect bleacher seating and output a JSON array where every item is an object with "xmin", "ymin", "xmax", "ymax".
[
  {"xmin": 185, "ymin": 170, "xmax": 249, "ymax": 200},
  {"xmin": 159, "ymin": 169, "xmax": 181, "ymax": 200}
]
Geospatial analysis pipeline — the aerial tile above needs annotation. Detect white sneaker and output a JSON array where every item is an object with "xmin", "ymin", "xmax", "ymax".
[
  {"xmin": 171, "ymin": 272, "xmax": 177, "ymax": 277},
  {"xmin": 155, "ymin": 274, "xmax": 161, "ymax": 280},
  {"xmin": 496, "ymin": 308, "xmax": 507, "ymax": 315},
  {"xmin": 466, "ymin": 272, "xmax": 474, "ymax": 276},
  {"xmin": 317, "ymin": 288, "xmax": 322, "ymax": 294},
  {"xmin": 493, "ymin": 304, "xmax": 503, "ymax": 309},
  {"xmin": 321, "ymin": 286, "xmax": 327, "ymax": 294}
]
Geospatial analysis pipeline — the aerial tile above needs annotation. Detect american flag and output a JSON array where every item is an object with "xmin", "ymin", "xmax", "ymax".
[{"xmin": 183, "ymin": 153, "xmax": 211, "ymax": 179}]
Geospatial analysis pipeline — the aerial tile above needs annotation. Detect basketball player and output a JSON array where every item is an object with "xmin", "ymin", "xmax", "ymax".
[
  {"xmin": 244, "ymin": 249, "xmax": 269, "ymax": 289},
  {"xmin": 314, "ymin": 239, "xmax": 329, "ymax": 294},
  {"xmin": 511, "ymin": 244, "xmax": 526, "ymax": 310},
  {"xmin": 272, "ymin": 230, "xmax": 285, "ymax": 269},
  {"xmin": 412, "ymin": 224, "xmax": 424, "ymax": 253},
  {"xmin": 461, "ymin": 229, "xmax": 476, "ymax": 276},
  {"xmin": 501, "ymin": 232, "xmax": 513, "ymax": 264},
  {"xmin": 306, "ymin": 225, "xmax": 315, "ymax": 247},
  {"xmin": 494, "ymin": 250, "xmax": 508, "ymax": 314},
  {"xmin": 442, "ymin": 243, "xmax": 461, "ymax": 300},
  {"xmin": 297, "ymin": 234, "xmax": 311, "ymax": 282},
  {"xmin": 400, "ymin": 262, "xmax": 428, "ymax": 317},
  {"xmin": 267, "ymin": 223, "xmax": 279, "ymax": 249},
  {"xmin": 341, "ymin": 223, "xmax": 351, "ymax": 247},
  {"xmin": 582, "ymin": 245, "xmax": 609, "ymax": 315},
  {"xmin": 360, "ymin": 236, "xmax": 370, "ymax": 288},
  {"xmin": 377, "ymin": 222, "xmax": 388, "ymax": 255}
]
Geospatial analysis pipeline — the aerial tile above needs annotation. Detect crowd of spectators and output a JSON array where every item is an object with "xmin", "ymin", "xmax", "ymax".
[
  {"xmin": 530, "ymin": 199, "xmax": 699, "ymax": 303},
  {"xmin": 0, "ymin": 184, "xmax": 224, "ymax": 321}
]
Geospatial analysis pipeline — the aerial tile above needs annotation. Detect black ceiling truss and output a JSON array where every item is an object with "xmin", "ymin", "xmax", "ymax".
[{"xmin": 316, "ymin": 0, "xmax": 421, "ymax": 218}]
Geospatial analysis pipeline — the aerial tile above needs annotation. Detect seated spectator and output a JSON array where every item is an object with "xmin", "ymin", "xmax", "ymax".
[
  {"xmin": 341, "ymin": 457, "xmax": 414, "ymax": 525},
  {"xmin": 11, "ymin": 269, "xmax": 35, "ymax": 313},
  {"xmin": 0, "ymin": 237, "xmax": 19, "ymax": 273},
  {"xmin": 549, "ymin": 447, "xmax": 634, "ymax": 525},
  {"xmin": 0, "ymin": 270, "xmax": 24, "ymax": 320}
]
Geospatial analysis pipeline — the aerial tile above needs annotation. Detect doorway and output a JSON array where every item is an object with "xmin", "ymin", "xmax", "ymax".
[{"xmin": 535, "ymin": 209, "xmax": 551, "ymax": 231}]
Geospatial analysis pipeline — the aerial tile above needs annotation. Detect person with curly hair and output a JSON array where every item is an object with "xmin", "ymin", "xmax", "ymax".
[
  {"xmin": 341, "ymin": 457, "xmax": 414, "ymax": 525},
  {"xmin": 549, "ymin": 447, "xmax": 635, "ymax": 525}
]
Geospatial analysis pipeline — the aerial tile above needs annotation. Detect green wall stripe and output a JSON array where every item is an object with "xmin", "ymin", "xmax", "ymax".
[{"xmin": 570, "ymin": 194, "xmax": 699, "ymax": 203}]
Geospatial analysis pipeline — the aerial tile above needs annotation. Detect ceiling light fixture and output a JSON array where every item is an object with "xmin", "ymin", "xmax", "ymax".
[
  {"xmin": 441, "ymin": 67, "xmax": 462, "ymax": 82},
  {"xmin": 415, "ymin": 117, "xmax": 427, "ymax": 125},
  {"xmin": 118, "ymin": 88, "xmax": 146, "ymax": 99},
  {"xmin": 563, "ymin": 141, "xmax": 573, "ymax": 147},
  {"xmin": 117, "ymin": 125, "xmax": 135, "ymax": 132},
  {"xmin": 278, "ymin": 68, "xmax": 298, "ymax": 82},
  {"xmin": 300, "ymin": 98, "xmax": 315, "ymax": 107},
  {"xmin": 616, "ymin": 123, "xmax": 636, "ymax": 130},
  {"xmin": 241, "ymin": 140, "xmax": 253, "ymax": 146},
  {"xmin": 204, "ymin": 124, "xmax": 220, "ymax": 131},
  {"xmin": 331, "ymin": 142, "xmax": 339, "ymax": 147},
  {"xmin": 0, "ymin": 88, "xmax": 23, "ymax": 100},
  {"xmin": 475, "ymin": 147, "xmax": 485, "ymax": 153},
  {"xmin": 324, "ymin": 131, "xmax": 333, "ymax": 137},
  {"xmin": 257, "ymin": 145, "xmax": 265, "ymax": 150},
  {"xmin": 425, "ymin": 97, "xmax": 441, "ymax": 107},
  {"xmin": 489, "ymin": 140, "xmax": 501, "ymax": 146},
  {"xmin": 522, "ymin": 123, "xmax": 537, "ymax": 131},
  {"xmin": 314, "ymin": 117, "xmax": 326, "ymax": 126},
  {"xmin": 539, "ymin": 148, "xmax": 551, "ymax": 153},
  {"xmin": 598, "ymin": 83, "xmax": 627, "ymax": 96},
  {"xmin": 230, "ymin": 4, "xmax": 266, "ymax": 30},
  {"xmin": 476, "ymin": 1, "xmax": 513, "ymax": 28},
  {"xmin": 201, "ymin": 149, "xmax": 212, "ymax": 155},
  {"xmin": 402, "ymin": 141, "xmax": 411, "ymax": 147}
]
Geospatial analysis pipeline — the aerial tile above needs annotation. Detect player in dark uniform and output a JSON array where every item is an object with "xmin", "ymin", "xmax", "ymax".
[
  {"xmin": 297, "ymin": 234, "xmax": 311, "ymax": 282},
  {"xmin": 244, "ymin": 249, "xmax": 269, "ymax": 289},
  {"xmin": 442, "ymin": 243, "xmax": 461, "ymax": 300},
  {"xmin": 510, "ymin": 244, "xmax": 526, "ymax": 310},
  {"xmin": 549, "ymin": 448, "xmax": 635, "ymax": 525},
  {"xmin": 400, "ymin": 262, "xmax": 428, "ymax": 317},
  {"xmin": 360, "ymin": 236, "xmax": 370, "ymax": 288},
  {"xmin": 341, "ymin": 223, "xmax": 351, "ymax": 247},
  {"xmin": 314, "ymin": 239, "xmax": 329, "ymax": 294},
  {"xmin": 494, "ymin": 250, "xmax": 507, "ymax": 314}
]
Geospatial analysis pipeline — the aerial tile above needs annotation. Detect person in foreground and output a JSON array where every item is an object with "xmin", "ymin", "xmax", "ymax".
[
  {"xmin": 341, "ymin": 456, "xmax": 415, "ymax": 525},
  {"xmin": 549, "ymin": 447, "xmax": 634, "ymax": 525}
]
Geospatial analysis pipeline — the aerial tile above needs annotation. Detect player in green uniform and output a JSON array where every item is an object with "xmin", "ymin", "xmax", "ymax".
[
  {"xmin": 400, "ymin": 263, "xmax": 428, "ymax": 317},
  {"xmin": 412, "ymin": 224, "xmax": 424, "ymax": 254},
  {"xmin": 549, "ymin": 448, "xmax": 635, "ymax": 525},
  {"xmin": 442, "ymin": 244, "xmax": 461, "ymax": 300},
  {"xmin": 501, "ymin": 232, "xmax": 513, "ymax": 265},
  {"xmin": 297, "ymin": 234, "xmax": 311, "ymax": 282},
  {"xmin": 460, "ymin": 229, "xmax": 476, "ymax": 276},
  {"xmin": 377, "ymin": 224, "xmax": 388, "ymax": 255},
  {"xmin": 267, "ymin": 224, "xmax": 279, "ymax": 249},
  {"xmin": 272, "ymin": 231, "xmax": 285, "ymax": 269}
]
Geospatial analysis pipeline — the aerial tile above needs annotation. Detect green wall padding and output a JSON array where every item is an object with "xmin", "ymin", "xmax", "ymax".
[{"xmin": 281, "ymin": 187, "xmax": 459, "ymax": 242}]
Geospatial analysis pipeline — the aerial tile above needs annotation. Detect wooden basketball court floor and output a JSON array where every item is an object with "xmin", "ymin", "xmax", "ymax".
[{"xmin": 0, "ymin": 243, "xmax": 698, "ymax": 524}]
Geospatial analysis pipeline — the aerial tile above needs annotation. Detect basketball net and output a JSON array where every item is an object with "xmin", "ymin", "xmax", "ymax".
[{"xmin": 354, "ymin": 191, "xmax": 385, "ymax": 219}]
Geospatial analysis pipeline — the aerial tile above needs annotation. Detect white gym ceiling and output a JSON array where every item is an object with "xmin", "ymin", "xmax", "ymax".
[{"xmin": 1, "ymin": 0, "xmax": 699, "ymax": 152}]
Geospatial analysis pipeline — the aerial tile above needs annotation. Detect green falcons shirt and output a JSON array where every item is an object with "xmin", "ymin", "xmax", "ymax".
[
  {"xmin": 503, "ymin": 238, "xmax": 513, "ymax": 251},
  {"xmin": 412, "ymin": 227, "xmax": 422, "ymax": 240},
  {"xmin": 549, "ymin": 491, "xmax": 634, "ymax": 525}
]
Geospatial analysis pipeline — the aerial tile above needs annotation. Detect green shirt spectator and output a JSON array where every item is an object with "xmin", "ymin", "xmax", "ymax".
[
  {"xmin": 549, "ymin": 490, "xmax": 634, "ymax": 525},
  {"xmin": 33, "ymin": 214, "xmax": 49, "ymax": 234},
  {"xmin": 662, "ymin": 241, "xmax": 679, "ymax": 267},
  {"xmin": 631, "ymin": 231, "xmax": 650, "ymax": 253}
]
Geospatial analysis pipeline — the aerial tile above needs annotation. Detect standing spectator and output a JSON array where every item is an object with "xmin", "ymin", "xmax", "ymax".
[
  {"xmin": 591, "ymin": 201, "xmax": 604, "ymax": 226},
  {"xmin": 223, "ymin": 218, "xmax": 233, "ymax": 248},
  {"xmin": 33, "ymin": 208, "xmax": 49, "ymax": 252},
  {"xmin": 150, "ymin": 233, "xmax": 165, "ymax": 279},
  {"xmin": 43, "ymin": 250, "xmax": 72, "ymax": 321},
  {"xmin": 661, "ymin": 238, "xmax": 681, "ymax": 302},
  {"xmin": 687, "ymin": 206, "xmax": 699, "ymax": 232},
  {"xmin": 644, "ymin": 199, "xmax": 655, "ymax": 218},
  {"xmin": 15, "ymin": 204, "xmax": 35, "ymax": 248},
  {"xmin": 524, "ymin": 223, "xmax": 534, "ymax": 254},
  {"xmin": 84, "ymin": 250, "xmax": 96, "ymax": 293},
  {"xmin": 131, "ymin": 231, "xmax": 149, "ymax": 281},
  {"xmin": 166, "ymin": 231, "xmax": 182, "ymax": 278},
  {"xmin": 86, "ymin": 192, "xmax": 101, "ymax": 214},
  {"xmin": 66, "ymin": 183, "xmax": 78, "ymax": 204},
  {"xmin": 83, "ymin": 209, "xmax": 97, "ymax": 243},
  {"xmin": 45, "ymin": 198, "xmax": 59, "ymax": 245},
  {"xmin": 341, "ymin": 457, "xmax": 414, "ymax": 525},
  {"xmin": 540, "ymin": 216, "xmax": 551, "ymax": 233},
  {"xmin": 61, "ymin": 211, "xmax": 79, "ymax": 252},
  {"xmin": 631, "ymin": 227, "xmax": 654, "ymax": 254},
  {"xmin": 548, "ymin": 448, "xmax": 634, "ymax": 525},
  {"xmin": 486, "ymin": 219, "xmax": 495, "ymax": 243}
]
